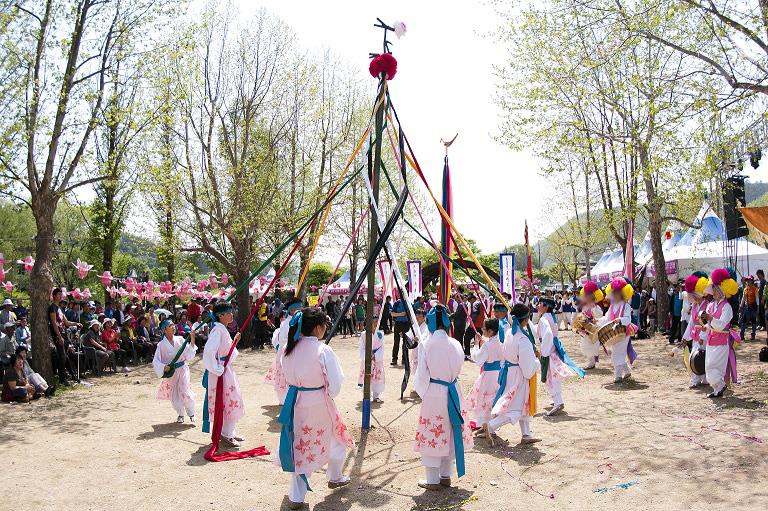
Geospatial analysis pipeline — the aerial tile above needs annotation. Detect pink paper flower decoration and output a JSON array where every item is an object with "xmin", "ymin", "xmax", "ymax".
[
  {"xmin": 0, "ymin": 268, "xmax": 5, "ymax": 283},
  {"xmin": 3, "ymin": 282, "xmax": 13, "ymax": 294},
  {"xmin": 17, "ymin": 256, "xmax": 34, "ymax": 273},
  {"xmin": 101, "ymin": 271, "xmax": 113, "ymax": 287},
  {"xmin": 82, "ymin": 288, "xmax": 92, "ymax": 300},
  {"xmin": 73, "ymin": 259, "xmax": 93, "ymax": 279},
  {"xmin": 221, "ymin": 273, "xmax": 229, "ymax": 285}
]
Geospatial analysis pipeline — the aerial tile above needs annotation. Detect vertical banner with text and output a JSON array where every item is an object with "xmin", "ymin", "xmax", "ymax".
[
  {"xmin": 499, "ymin": 253, "xmax": 516, "ymax": 303},
  {"xmin": 378, "ymin": 259, "xmax": 394, "ymax": 300},
  {"xmin": 407, "ymin": 260, "xmax": 422, "ymax": 301}
]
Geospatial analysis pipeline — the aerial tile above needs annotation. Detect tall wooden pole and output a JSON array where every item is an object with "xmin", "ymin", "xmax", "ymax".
[{"xmin": 362, "ymin": 75, "xmax": 386, "ymax": 430}]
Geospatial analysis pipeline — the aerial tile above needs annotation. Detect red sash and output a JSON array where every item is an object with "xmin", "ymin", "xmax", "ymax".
[{"xmin": 707, "ymin": 300, "xmax": 730, "ymax": 346}]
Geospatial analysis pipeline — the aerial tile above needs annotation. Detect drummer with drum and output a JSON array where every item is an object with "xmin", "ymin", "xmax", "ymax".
[
  {"xmin": 681, "ymin": 272, "xmax": 709, "ymax": 388},
  {"xmin": 599, "ymin": 277, "xmax": 638, "ymax": 384},
  {"xmin": 574, "ymin": 282, "xmax": 604, "ymax": 370}
]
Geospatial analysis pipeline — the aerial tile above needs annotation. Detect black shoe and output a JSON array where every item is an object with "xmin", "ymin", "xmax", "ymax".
[
  {"xmin": 390, "ymin": 362, "xmax": 397, "ymax": 366},
  {"xmin": 44, "ymin": 385, "xmax": 56, "ymax": 397}
]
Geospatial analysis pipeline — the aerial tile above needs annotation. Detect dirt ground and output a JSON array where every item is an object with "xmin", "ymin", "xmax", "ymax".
[{"xmin": 2, "ymin": 328, "xmax": 768, "ymax": 511}]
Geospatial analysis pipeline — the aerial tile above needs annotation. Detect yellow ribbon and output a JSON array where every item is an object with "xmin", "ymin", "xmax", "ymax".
[
  {"xmin": 294, "ymin": 82, "xmax": 388, "ymax": 294},
  {"xmin": 528, "ymin": 376, "xmax": 537, "ymax": 416}
]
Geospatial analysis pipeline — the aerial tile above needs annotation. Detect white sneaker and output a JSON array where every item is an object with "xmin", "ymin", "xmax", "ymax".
[
  {"xmin": 122, "ymin": 367, "xmax": 130, "ymax": 373},
  {"xmin": 176, "ymin": 415, "xmax": 184, "ymax": 424},
  {"xmin": 188, "ymin": 415, "xmax": 196, "ymax": 424}
]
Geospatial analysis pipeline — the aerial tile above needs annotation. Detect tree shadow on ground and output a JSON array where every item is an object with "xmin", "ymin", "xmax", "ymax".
[
  {"xmin": 136, "ymin": 422, "xmax": 195, "ymax": 441},
  {"xmin": 602, "ymin": 378, "xmax": 649, "ymax": 391},
  {"xmin": 261, "ymin": 404, "xmax": 282, "ymax": 433},
  {"xmin": 541, "ymin": 411, "xmax": 584, "ymax": 423},
  {"xmin": 411, "ymin": 487, "xmax": 475, "ymax": 511}
]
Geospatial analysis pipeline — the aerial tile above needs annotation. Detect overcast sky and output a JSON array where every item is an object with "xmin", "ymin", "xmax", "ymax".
[{"xmin": 229, "ymin": 0, "xmax": 551, "ymax": 252}]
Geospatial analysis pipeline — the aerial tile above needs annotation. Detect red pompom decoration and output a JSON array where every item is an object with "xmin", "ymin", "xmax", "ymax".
[
  {"xmin": 582, "ymin": 281, "xmax": 599, "ymax": 295},
  {"xmin": 369, "ymin": 53, "xmax": 397, "ymax": 80}
]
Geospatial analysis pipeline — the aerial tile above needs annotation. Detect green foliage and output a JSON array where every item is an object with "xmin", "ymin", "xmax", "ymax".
[{"xmin": 305, "ymin": 262, "xmax": 344, "ymax": 290}]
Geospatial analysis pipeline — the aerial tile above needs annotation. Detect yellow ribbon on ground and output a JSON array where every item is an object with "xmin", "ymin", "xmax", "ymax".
[
  {"xmin": 294, "ymin": 82, "xmax": 388, "ymax": 294},
  {"xmin": 683, "ymin": 344, "xmax": 691, "ymax": 373}
]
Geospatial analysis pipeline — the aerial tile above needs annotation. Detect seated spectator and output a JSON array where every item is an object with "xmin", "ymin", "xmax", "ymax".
[
  {"xmin": 103, "ymin": 301, "xmax": 114, "ymax": 319},
  {"xmin": 191, "ymin": 317, "xmax": 210, "ymax": 348},
  {"xmin": 0, "ymin": 322, "xmax": 17, "ymax": 367},
  {"xmin": 13, "ymin": 300, "xmax": 27, "ymax": 319},
  {"xmin": 65, "ymin": 301, "xmax": 81, "ymax": 323},
  {"xmin": 0, "ymin": 299, "xmax": 17, "ymax": 325},
  {"xmin": 2, "ymin": 354, "xmax": 39, "ymax": 402},
  {"xmin": 82, "ymin": 320, "xmax": 115, "ymax": 374},
  {"xmin": 80, "ymin": 302, "xmax": 95, "ymax": 326},
  {"xmin": 14, "ymin": 317, "xmax": 30, "ymax": 352},
  {"xmin": 15, "ymin": 346, "xmax": 53, "ymax": 396},
  {"xmin": 128, "ymin": 316, "xmax": 155, "ymax": 362},
  {"xmin": 146, "ymin": 306, "xmax": 159, "ymax": 339},
  {"xmin": 175, "ymin": 310, "xmax": 192, "ymax": 336},
  {"xmin": 101, "ymin": 319, "xmax": 129, "ymax": 372},
  {"xmin": 94, "ymin": 301, "xmax": 103, "ymax": 315}
]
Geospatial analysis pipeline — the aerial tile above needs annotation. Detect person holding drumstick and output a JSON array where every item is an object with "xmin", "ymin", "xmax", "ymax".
[
  {"xmin": 577, "ymin": 282, "xmax": 604, "ymax": 370},
  {"xmin": 600, "ymin": 277, "xmax": 638, "ymax": 383},
  {"xmin": 681, "ymin": 272, "xmax": 709, "ymax": 389},
  {"xmin": 701, "ymin": 268, "xmax": 739, "ymax": 398}
]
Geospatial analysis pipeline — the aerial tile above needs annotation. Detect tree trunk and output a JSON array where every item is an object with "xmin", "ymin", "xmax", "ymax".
[
  {"xmin": 234, "ymin": 268, "xmax": 253, "ymax": 348},
  {"xmin": 29, "ymin": 197, "xmax": 58, "ymax": 382},
  {"xmin": 645, "ymin": 171, "xmax": 669, "ymax": 328}
]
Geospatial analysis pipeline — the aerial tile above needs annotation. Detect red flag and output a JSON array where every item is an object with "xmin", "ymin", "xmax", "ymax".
[{"xmin": 525, "ymin": 220, "xmax": 533, "ymax": 281}]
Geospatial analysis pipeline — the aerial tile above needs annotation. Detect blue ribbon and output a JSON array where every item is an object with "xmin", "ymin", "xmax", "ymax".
[
  {"xmin": 428, "ymin": 378, "xmax": 466, "ymax": 478},
  {"xmin": 482, "ymin": 360, "xmax": 501, "ymax": 371},
  {"xmin": 498, "ymin": 318, "xmax": 508, "ymax": 343},
  {"xmin": 201, "ymin": 355, "xmax": 228, "ymax": 433},
  {"xmin": 493, "ymin": 361, "xmax": 519, "ymax": 406},
  {"xmin": 277, "ymin": 384, "xmax": 324, "ymax": 491},
  {"xmin": 426, "ymin": 307, "xmax": 450, "ymax": 334},
  {"xmin": 289, "ymin": 310, "xmax": 304, "ymax": 341},
  {"xmin": 553, "ymin": 336, "xmax": 585, "ymax": 379}
]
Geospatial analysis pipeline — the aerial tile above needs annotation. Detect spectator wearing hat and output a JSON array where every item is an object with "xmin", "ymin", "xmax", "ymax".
[
  {"xmin": 101, "ymin": 319, "xmax": 129, "ymax": 372},
  {"xmin": 0, "ymin": 321, "xmax": 18, "ymax": 366},
  {"xmin": 82, "ymin": 320, "xmax": 114, "ymax": 374},
  {"xmin": 0, "ymin": 299, "xmax": 17, "ymax": 326},
  {"xmin": 740, "ymin": 275, "xmax": 758, "ymax": 341}
]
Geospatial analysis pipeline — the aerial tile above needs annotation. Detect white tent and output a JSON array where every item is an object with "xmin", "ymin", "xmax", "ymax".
[{"xmin": 586, "ymin": 201, "xmax": 768, "ymax": 283}]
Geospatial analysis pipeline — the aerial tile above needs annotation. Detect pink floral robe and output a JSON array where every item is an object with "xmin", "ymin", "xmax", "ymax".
[
  {"xmin": 467, "ymin": 334, "xmax": 503, "ymax": 424},
  {"xmin": 264, "ymin": 319, "xmax": 289, "ymax": 404},
  {"xmin": 357, "ymin": 331, "xmax": 385, "ymax": 395},
  {"xmin": 203, "ymin": 323, "xmax": 244, "ymax": 424},
  {"xmin": 538, "ymin": 314, "xmax": 574, "ymax": 385},
  {"xmin": 153, "ymin": 335, "xmax": 197, "ymax": 412},
  {"xmin": 413, "ymin": 330, "xmax": 473, "ymax": 462},
  {"xmin": 277, "ymin": 336, "xmax": 354, "ymax": 475}
]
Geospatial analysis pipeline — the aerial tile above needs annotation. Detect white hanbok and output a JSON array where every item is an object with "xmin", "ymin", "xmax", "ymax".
[
  {"xmin": 203, "ymin": 323, "xmax": 244, "ymax": 438},
  {"xmin": 579, "ymin": 303, "xmax": 603, "ymax": 368},
  {"xmin": 682, "ymin": 300, "xmax": 708, "ymax": 387},
  {"xmin": 704, "ymin": 299, "xmax": 733, "ymax": 395},
  {"xmin": 358, "ymin": 330, "xmax": 385, "ymax": 399},
  {"xmin": 406, "ymin": 320, "xmax": 429, "ymax": 377},
  {"xmin": 600, "ymin": 301, "xmax": 632, "ymax": 380},
  {"xmin": 152, "ymin": 335, "xmax": 197, "ymax": 418},
  {"xmin": 489, "ymin": 328, "xmax": 540, "ymax": 437}
]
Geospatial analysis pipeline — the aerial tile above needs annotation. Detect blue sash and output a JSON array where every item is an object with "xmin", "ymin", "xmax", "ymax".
[
  {"xmin": 170, "ymin": 360, "xmax": 185, "ymax": 369},
  {"xmin": 493, "ymin": 361, "xmax": 519, "ymax": 406},
  {"xmin": 201, "ymin": 355, "xmax": 228, "ymax": 433},
  {"xmin": 277, "ymin": 385, "xmax": 325, "ymax": 491},
  {"xmin": 554, "ymin": 337, "xmax": 585, "ymax": 379},
  {"xmin": 498, "ymin": 319, "xmax": 508, "ymax": 342},
  {"xmin": 482, "ymin": 361, "xmax": 501, "ymax": 371},
  {"xmin": 429, "ymin": 378, "xmax": 466, "ymax": 478}
]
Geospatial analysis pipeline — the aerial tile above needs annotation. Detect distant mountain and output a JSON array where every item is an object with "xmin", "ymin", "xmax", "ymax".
[{"xmin": 746, "ymin": 181, "xmax": 768, "ymax": 205}]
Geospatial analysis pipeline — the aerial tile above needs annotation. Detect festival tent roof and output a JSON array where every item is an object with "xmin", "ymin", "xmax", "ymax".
[
  {"xmin": 739, "ymin": 206, "xmax": 768, "ymax": 247},
  {"xmin": 588, "ymin": 249, "xmax": 613, "ymax": 276},
  {"xmin": 325, "ymin": 265, "xmax": 383, "ymax": 295},
  {"xmin": 635, "ymin": 232, "xmax": 652, "ymax": 263},
  {"xmin": 662, "ymin": 220, "xmax": 685, "ymax": 251}
]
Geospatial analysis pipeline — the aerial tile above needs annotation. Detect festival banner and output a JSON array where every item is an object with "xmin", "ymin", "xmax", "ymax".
[
  {"xmin": 499, "ymin": 253, "xmax": 516, "ymax": 302},
  {"xmin": 646, "ymin": 260, "xmax": 678, "ymax": 278},
  {"xmin": 378, "ymin": 259, "xmax": 394, "ymax": 300},
  {"xmin": 407, "ymin": 260, "xmax": 422, "ymax": 300}
]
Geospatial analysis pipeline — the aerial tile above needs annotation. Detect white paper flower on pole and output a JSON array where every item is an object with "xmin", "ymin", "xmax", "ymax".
[{"xmin": 393, "ymin": 21, "xmax": 407, "ymax": 38}]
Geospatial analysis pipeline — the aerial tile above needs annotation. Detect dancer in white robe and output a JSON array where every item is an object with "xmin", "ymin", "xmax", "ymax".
[
  {"xmin": 702, "ymin": 268, "xmax": 739, "ymax": 398},
  {"xmin": 358, "ymin": 329, "xmax": 385, "ymax": 401},
  {"xmin": 276, "ymin": 307, "xmax": 354, "ymax": 509},
  {"xmin": 537, "ymin": 297, "xmax": 584, "ymax": 416},
  {"xmin": 599, "ymin": 277, "xmax": 638, "ymax": 383},
  {"xmin": 467, "ymin": 318, "xmax": 503, "ymax": 429},
  {"xmin": 488, "ymin": 303, "xmax": 540, "ymax": 443},
  {"xmin": 265, "ymin": 299, "xmax": 302, "ymax": 405},
  {"xmin": 152, "ymin": 319, "xmax": 197, "ymax": 423},
  {"xmin": 682, "ymin": 272, "xmax": 709, "ymax": 388},
  {"xmin": 414, "ymin": 304, "xmax": 473, "ymax": 491},
  {"xmin": 577, "ymin": 282, "xmax": 604, "ymax": 369},
  {"xmin": 202, "ymin": 302, "xmax": 245, "ymax": 447}
]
